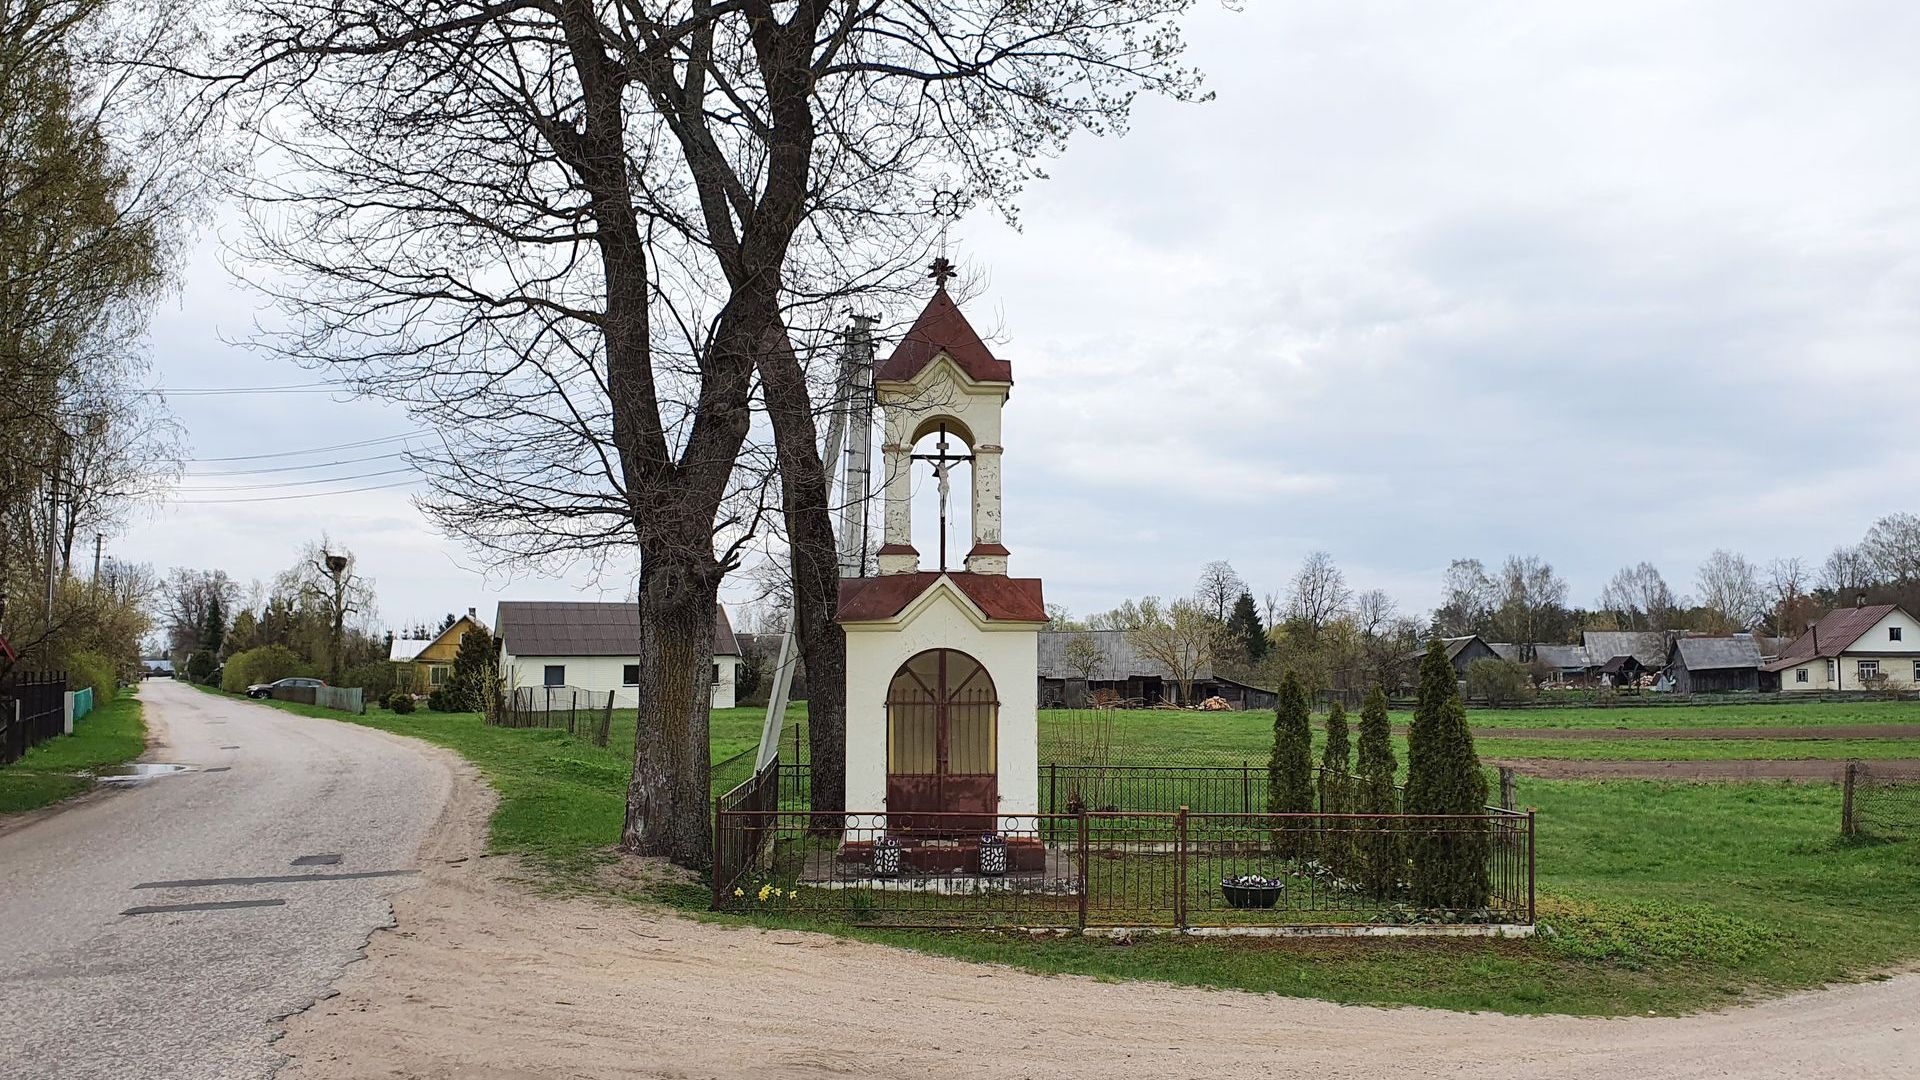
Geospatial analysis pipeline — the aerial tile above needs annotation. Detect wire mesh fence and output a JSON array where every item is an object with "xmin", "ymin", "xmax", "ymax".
[{"xmin": 1843, "ymin": 760, "xmax": 1920, "ymax": 839}]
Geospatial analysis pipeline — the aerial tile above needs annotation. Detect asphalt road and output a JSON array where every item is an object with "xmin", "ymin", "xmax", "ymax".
[{"xmin": 0, "ymin": 679, "xmax": 453, "ymax": 1080}]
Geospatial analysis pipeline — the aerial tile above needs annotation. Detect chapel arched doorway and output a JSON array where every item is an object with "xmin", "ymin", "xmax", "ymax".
[{"xmin": 886, "ymin": 648, "xmax": 998, "ymax": 833}]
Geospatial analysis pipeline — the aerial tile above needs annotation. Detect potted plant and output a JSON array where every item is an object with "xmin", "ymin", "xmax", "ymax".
[{"xmin": 1220, "ymin": 874, "xmax": 1285, "ymax": 909}]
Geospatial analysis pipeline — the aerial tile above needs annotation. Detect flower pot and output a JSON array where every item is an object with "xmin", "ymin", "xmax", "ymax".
[{"xmin": 1220, "ymin": 878, "xmax": 1284, "ymax": 909}]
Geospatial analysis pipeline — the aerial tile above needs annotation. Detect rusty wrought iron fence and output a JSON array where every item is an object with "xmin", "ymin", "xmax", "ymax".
[
  {"xmin": 714, "ymin": 795, "xmax": 1534, "ymax": 931},
  {"xmin": 1, "ymin": 671, "xmax": 68, "ymax": 766}
]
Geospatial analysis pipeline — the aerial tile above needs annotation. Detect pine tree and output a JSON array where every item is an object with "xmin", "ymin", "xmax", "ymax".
[
  {"xmin": 1355, "ymin": 685, "xmax": 1401, "ymax": 897},
  {"xmin": 1403, "ymin": 639, "xmax": 1491, "ymax": 909},
  {"xmin": 1267, "ymin": 669, "xmax": 1314, "ymax": 859},
  {"xmin": 192, "ymin": 595, "xmax": 227, "ymax": 684},
  {"xmin": 1318, "ymin": 700, "xmax": 1353, "ymax": 874},
  {"xmin": 1226, "ymin": 591, "xmax": 1268, "ymax": 661}
]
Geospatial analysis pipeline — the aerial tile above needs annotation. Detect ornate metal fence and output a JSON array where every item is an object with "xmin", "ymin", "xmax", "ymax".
[{"xmin": 714, "ymin": 771, "xmax": 1534, "ymax": 931}]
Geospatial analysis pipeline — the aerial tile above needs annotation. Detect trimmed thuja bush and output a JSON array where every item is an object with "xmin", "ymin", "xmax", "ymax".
[
  {"xmin": 1317, "ymin": 700, "xmax": 1352, "ymax": 873},
  {"xmin": 1404, "ymin": 639, "xmax": 1491, "ymax": 909},
  {"xmin": 1267, "ymin": 670, "xmax": 1314, "ymax": 859},
  {"xmin": 1355, "ymin": 686, "xmax": 1400, "ymax": 897}
]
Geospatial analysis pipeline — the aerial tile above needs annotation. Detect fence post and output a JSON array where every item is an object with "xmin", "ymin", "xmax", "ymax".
[
  {"xmin": 569, "ymin": 690, "xmax": 578, "ymax": 734},
  {"xmin": 1499, "ymin": 766, "xmax": 1516, "ymax": 812},
  {"xmin": 1175, "ymin": 806, "xmax": 1189, "ymax": 930},
  {"xmin": 1841, "ymin": 760, "xmax": 1858, "ymax": 837},
  {"xmin": 1526, "ymin": 809, "xmax": 1537, "ymax": 925},
  {"xmin": 1076, "ymin": 809, "xmax": 1090, "ymax": 932},
  {"xmin": 1048, "ymin": 762, "xmax": 1057, "ymax": 817},
  {"xmin": 712, "ymin": 793, "xmax": 726, "ymax": 910},
  {"xmin": 1241, "ymin": 762, "xmax": 1251, "ymax": 818},
  {"xmin": 598, "ymin": 695, "xmax": 613, "ymax": 748}
]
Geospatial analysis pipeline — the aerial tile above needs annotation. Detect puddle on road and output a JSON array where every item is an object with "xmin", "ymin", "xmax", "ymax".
[{"xmin": 92, "ymin": 763, "xmax": 193, "ymax": 783}]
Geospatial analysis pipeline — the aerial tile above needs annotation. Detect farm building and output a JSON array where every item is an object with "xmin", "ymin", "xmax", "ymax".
[
  {"xmin": 495, "ymin": 601, "xmax": 743, "ymax": 709},
  {"xmin": 1666, "ymin": 635, "xmax": 1764, "ymax": 694},
  {"xmin": 1765, "ymin": 603, "xmax": 1920, "ymax": 691},
  {"xmin": 1407, "ymin": 635, "xmax": 1504, "ymax": 680},
  {"xmin": 1036, "ymin": 629, "xmax": 1276, "ymax": 709},
  {"xmin": 1581, "ymin": 630, "xmax": 1668, "ymax": 673}
]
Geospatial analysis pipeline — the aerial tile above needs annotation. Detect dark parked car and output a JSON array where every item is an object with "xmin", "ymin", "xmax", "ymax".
[{"xmin": 246, "ymin": 676, "xmax": 326, "ymax": 699}]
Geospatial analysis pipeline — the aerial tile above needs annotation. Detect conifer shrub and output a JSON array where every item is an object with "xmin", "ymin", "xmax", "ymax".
[
  {"xmin": 1354, "ymin": 686, "xmax": 1401, "ymax": 897},
  {"xmin": 1404, "ymin": 639, "xmax": 1491, "ymax": 909},
  {"xmin": 1317, "ymin": 700, "xmax": 1353, "ymax": 873},
  {"xmin": 1267, "ymin": 670, "xmax": 1314, "ymax": 859},
  {"xmin": 384, "ymin": 691, "xmax": 416, "ymax": 714}
]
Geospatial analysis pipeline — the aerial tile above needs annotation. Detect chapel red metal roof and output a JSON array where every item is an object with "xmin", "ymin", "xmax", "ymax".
[
  {"xmin": 875, "ymin": 288, "xmax": 1012, "ymax": 386},
  {"xmin": 838, "ymin": 572, "xmax": 1046, "ymax": 624}
]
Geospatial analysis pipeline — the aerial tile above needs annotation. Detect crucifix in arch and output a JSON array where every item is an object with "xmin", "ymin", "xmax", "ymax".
[{"xmin": 910, "ymin": 421, "xmax": 973, "ymax": 572}]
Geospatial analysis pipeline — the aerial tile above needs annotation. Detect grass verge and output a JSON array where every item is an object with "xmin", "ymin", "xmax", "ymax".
[
  {"xmin": 201, "ymin": 686, "xmax": 1920, "ymax": 1015},
  {"xmin": 0, "ymin": 688, "xmax": 147, "ymax": 814}
]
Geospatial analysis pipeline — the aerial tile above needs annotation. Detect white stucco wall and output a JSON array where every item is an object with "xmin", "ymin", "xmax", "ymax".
[
  {"xmin": 500, "ymin": 650, "xmax": 739, "ymax": 709},
  {"xmin": 843, "ymin": 578, "xmax": 1041, "ymax": 823}
]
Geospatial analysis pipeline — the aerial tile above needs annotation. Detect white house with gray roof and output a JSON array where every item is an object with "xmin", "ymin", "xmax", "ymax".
[{"xmin": 494, "ymin": 601, "xmax": 743, "ymax": 710}]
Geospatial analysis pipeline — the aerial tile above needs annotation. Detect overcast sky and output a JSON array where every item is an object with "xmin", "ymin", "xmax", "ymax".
[{"xmin": 123, "ymin": 0, "xmax": 1920, "ymax": 633}]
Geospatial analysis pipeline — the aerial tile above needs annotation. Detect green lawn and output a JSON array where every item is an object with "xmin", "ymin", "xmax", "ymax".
[
  {"xmin": 193, "ymin": 686, "xmax": 1920, "ymax": 1016},
  {"xmin": 0, "ymin": 688, "xmax": 148, "ymax": 814},
  {"xmin": 1461, "ymin": 699, "xmax": 1920, "ymax": 731}
]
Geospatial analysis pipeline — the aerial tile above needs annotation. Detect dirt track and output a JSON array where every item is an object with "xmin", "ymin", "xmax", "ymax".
[
  {"xmin": 1456, "ymin": 723, "xmax": 1920, "ymax": 741},
  {"xmin": 1491, "ymin": 758, "xmax": 1920, "ymax": 781},
  {"xmin": 278, "ymin": 756, "xmax": 1920, "ymax": 1079}
]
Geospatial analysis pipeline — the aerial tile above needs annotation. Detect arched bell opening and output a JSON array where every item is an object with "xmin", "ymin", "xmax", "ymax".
[
  {"xmin": 906, "ymin": 422, "xmax": 974, "ymax": 572},
  {"xmin": 885, "ymin": 648, "xmax": 998, "ymax": 834}
]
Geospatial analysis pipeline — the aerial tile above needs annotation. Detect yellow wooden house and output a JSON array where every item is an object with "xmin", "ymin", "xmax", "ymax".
[{"xmin": 390, "ymin": 609, "xmax": 488, "ymax": 694}]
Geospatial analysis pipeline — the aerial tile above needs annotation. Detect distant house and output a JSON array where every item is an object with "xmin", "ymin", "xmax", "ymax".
[
  {"xmin": 390, "ymin": 609, "xmax": 487, "ymax": 694},
  {"xmin": 1765, "ymin": 603, "xmax": 1920, "ymax": 691},
  {"xmin": 1408, "ymin": 636, "xmax": 1504, "ymax": 681},
  {"xmin": 495, "ymin": 601, "xmax": 743, "ymax": 709},
  {"xmin": 1666, "ymin": 636, "xmax": 1763, "ymax": 694},
  {"xmin": 1036, "ymin": 629, "xmax": 1276, "ymax": 709}
]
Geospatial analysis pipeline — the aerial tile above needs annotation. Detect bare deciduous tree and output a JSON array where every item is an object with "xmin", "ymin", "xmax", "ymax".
[
  {"xmin": 210, "ymin": 0, "xmax": 1209, "ymax": 867},
  {"xmin": 1123, "ymin": 596, "xmax": 1213, "ymax": 706},
  {"xmin": 1862, "ymin": 512, "xmax": 1920, "ymax": 587},
  {"xmin": 1492, "ymin": 555, "xmax": 1568, "ymax": 655},
  {"xmin": 1287, "ymin": 550, "xmax": 1351, "ymax": 635},
  {"xmin": 1597, "ymin": 561, "xmax": 1680, "ymax": 631},
  {"xmin": 1432, "ymin": 557, "xmax": 1496, "ymax": 637},
  {"xmin": 1819, "ymin": 544, "xmax": 1875, "ymax": 598},
  {"xmin": 1696, "ymin": 549, "xmax": 1764, "ymax": 633},
  {"xmin": 1192, "ymin": 560, "xmax": 1245, "ymax": 623},
  {"xmin": 278, "ymin": 538, "xmax": 375, "ymax": 685}
]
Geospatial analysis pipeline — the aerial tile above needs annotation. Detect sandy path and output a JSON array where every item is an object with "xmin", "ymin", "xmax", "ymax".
[
  {"xmin": 279, "ymin": 760, "xmax": 1918, "ymax": 1079},
  {"xmin": 1494, "ymin": 758, "xmax": 1920, "ymax": 781}
]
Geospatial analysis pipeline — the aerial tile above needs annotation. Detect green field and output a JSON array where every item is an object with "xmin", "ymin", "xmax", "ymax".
[
  {"xmin": 201, "ymin": 687, "xmax": 1920, "ymax": 1015},
  {"xmin": 0, "ymin": 689, "xmax": 148, "ymax": 814}
]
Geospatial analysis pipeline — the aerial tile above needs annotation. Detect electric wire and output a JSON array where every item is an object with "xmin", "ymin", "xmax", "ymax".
[
  {"xmin": 187, "ymin": 432, "xmax": 421, "ymax": 463},
  {"xmin": 176, "ymin": 466, "xmax": 418, "ymax": 493},
  {"xmin": 186, "ymin": 450, "xmax": 409, "ymax": 477},
  {"xmin": 171, "ymin": 479, "xmax": 423, "ymax": 505}
]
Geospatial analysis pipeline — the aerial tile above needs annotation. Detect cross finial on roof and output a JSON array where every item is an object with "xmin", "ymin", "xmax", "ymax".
[{"xmin": 928, "ymin": 256, "xmax": 956, "ymax": 289}]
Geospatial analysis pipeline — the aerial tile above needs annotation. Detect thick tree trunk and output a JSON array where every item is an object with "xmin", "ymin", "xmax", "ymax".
[
  {"xmin": 620, "ymin": 547, "xmax": 720, "ymax": 866},
  {"xmin": 751, "ymin": 307, "xmax": 846, "ymax": 817}
]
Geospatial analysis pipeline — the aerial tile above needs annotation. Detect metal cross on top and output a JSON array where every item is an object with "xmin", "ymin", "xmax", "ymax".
[{"xmin": 909, "ymin": 422, "xmax": 973, "ymax": 571}]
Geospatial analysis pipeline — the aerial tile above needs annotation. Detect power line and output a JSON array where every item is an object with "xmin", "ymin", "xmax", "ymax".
[
  {"xmin": 142, "ymin": 383, "xmax": 344, "ymax": 396},
  {"xmin": 187, "ymin": 432, "xmax": 421, "ymax": 463},
  {"xmin": 172, "ymin": 479, "xmax": 423, "ymax": 505},
  {"xmin": 186, "ymin": 450, "xmax": 409, "ymax": 477},
  {"xmin": 176, "ymin": 466, "xmax": 418, "ymax": 493}
]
